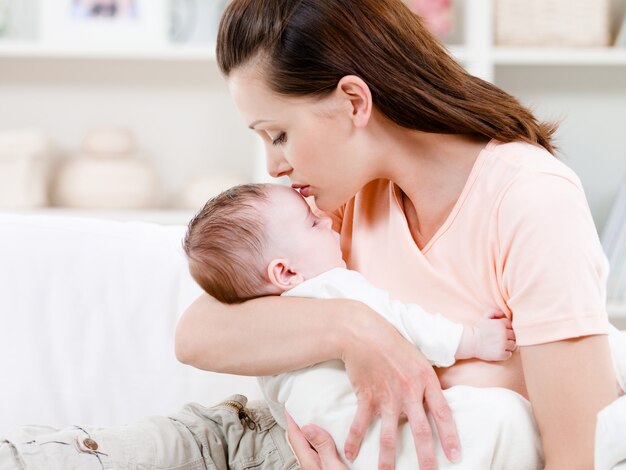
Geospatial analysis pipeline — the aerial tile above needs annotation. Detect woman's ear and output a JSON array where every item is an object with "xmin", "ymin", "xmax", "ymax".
[
  {"xmin": 267, "ymin": 259, "xmax": 304, "ymax": 291},
  {"xmin": 336, "ymin": 75, "xmax": 372, "ymax": 129}
]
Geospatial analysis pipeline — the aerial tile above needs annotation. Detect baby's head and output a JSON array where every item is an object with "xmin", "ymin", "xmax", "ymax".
[{"xmin": 183, "ymin": 183, "xmax": 345, "ymax": 304}]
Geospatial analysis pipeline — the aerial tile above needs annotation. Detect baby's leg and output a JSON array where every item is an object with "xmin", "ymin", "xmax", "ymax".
[{"xmin": 1, "ymin": 394, "xmax": 297, "ymax": 470}]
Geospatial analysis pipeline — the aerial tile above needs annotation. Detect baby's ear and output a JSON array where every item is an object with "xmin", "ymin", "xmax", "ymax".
[{"xmin": 267, "ymin": 259, "xmax": 304, "ymax": 291}]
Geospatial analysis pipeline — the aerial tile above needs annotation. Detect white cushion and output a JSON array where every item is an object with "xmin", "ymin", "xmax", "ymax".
[
  {"xmin": 596, "ymin": 395, "xmax": 626, "ymax": 470},
  {"xmin": 0, "ymin": 214, "xmax": 262, "ymax": 434}
]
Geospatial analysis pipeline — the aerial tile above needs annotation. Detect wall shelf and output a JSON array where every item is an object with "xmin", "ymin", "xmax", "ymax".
[
  {"xmin": 0, "ymin": 41, "xmax": 217, "ymax": 62},
  {"xmin": 4, "ymin": 45, "xmax": 625, "ymax": 67},
  {"xmin": 2, "ymin": 208, "xmax": 195, "ymax": 225},
  {"xmin": 493, "ymin": 47, "xmax": 626, "ymax": 66}
]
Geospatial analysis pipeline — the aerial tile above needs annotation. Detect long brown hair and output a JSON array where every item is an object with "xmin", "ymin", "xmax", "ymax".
[{"xmin": 217, "ymin": 0, "xmax": 557, "ymax": 154}]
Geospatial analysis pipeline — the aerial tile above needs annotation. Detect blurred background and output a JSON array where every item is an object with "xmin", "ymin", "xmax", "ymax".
[{"xmin": 0, "ymin": 0, "xmax": 625, "ymax": 325}]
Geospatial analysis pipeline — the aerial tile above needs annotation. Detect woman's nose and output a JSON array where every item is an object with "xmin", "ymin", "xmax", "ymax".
[{"xmin": 266, "ymin": 147, "xmax": 292, "ymax": 178}]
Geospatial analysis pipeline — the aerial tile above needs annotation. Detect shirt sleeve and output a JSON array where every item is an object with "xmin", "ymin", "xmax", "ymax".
[
  {"xmin": 496, "ymin": 171, "xmax": 610, "ymax": 346},
  {"xmin": 385, "ymin": 298, "xmax": 464, "ymax": 367}
]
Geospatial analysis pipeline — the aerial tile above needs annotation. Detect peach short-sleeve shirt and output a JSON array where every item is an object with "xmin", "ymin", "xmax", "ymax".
[{"xmin": 322, "ymin": 139, "xmax": 610, "ymax": 397}]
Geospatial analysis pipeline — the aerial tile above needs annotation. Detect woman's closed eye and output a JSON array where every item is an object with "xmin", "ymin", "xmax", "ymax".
[{"xmin": 272, "ymin": 132, "xmax": 287, "ymax": 146}]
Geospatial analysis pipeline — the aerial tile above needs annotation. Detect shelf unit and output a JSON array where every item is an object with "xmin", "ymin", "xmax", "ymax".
[
  {"xmin": 1, "ymin": 0, "xmax": 625, "ymax": 319},
  {"xmin": 455, "ymin": 0, "xmax": 626, "ymax": 80},
  {"xmin": 0, "ymin": 40, "xmax": 217, "ymax": 61},
  {"xmin": 4, "ymin": 208, "xmax": 195, "ymax": 225},
  {"xmin": 3, "ymin": 40, "xmax": 626, "ymax": 67},
  {"xmin": 493, "ymin": 47, "xmax": 626, "ymax": 65}
]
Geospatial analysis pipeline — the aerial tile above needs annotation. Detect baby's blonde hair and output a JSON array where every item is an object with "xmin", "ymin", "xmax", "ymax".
[{"xmin": 183, "ymin": 183, "xmax": 274, "ymax": 303}]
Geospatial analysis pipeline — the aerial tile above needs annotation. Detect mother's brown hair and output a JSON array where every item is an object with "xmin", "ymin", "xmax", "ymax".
[{"xmin": 217, "ymin": 0, "xmax": 557, "ymax": 154}]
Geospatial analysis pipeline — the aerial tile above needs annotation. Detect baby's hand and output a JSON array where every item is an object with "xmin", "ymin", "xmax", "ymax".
[
  {"xmin": 471, "ymin": 311, "xmax": 516, "ymax": 361},
  {"xmin": 456, "ymin": 311, "xmax": 516, "ymax": 361}
]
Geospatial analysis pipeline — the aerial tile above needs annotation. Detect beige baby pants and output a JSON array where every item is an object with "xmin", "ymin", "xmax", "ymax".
[{"xmin": 0, "ymin": 394, "xmax": 299, "ymax": 470}]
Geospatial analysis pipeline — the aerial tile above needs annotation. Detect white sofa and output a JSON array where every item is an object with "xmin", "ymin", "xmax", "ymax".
[
  {"xmin": 1, "ymin": 212, "xmax": 625, "ymax": 468},
  {"xmin": 0, "ymin": 213, "xmax": 262, "ymax": 435}
]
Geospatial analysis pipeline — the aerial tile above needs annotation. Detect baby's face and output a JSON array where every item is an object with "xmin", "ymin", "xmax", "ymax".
[{"xmin": 263, "ymin": 185, "xmax": 346, "ymax": 280}]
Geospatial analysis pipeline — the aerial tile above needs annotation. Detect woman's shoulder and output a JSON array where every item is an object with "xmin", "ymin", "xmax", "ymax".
[
  {"xmin": 490, "ymin": 142, "xmax": 596, "ymax": 232},
  {"xmin": 487, "ymin": 140, "xmax": 583, "ymax": 190}
]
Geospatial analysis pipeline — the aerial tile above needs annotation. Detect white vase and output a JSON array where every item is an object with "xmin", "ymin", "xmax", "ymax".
[
  {"xmin": 54, "ymin": 157, "xmax": 160, "ymax": 210},
  {"xmin": 0, "ymin": 129, "xmax": 54, "ymax": 208},
  {"xmin": 81, "ymin": 128, "xmax": 136, "ymax": 157}
]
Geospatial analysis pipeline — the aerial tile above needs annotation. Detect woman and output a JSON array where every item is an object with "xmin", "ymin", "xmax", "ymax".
[{"xmin": 175, "ymin": 0, "xmax": 617, "ymax": 468}]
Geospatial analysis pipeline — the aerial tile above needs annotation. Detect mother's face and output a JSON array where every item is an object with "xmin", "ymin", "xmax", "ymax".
[{"xmin": 228, "ymin": 64, "xmax": 376, "ymax": 212}]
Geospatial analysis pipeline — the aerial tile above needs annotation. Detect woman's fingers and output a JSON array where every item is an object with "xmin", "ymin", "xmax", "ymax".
[
  {"xmin": 377, "ymin": 412, "xmax": 400, "ymax": 470},
  {"xmin": 423, "ymin": 381, "xmax": 462, "ymax": 467},
  {"xmin": 405, "ymin": 402, "xmax": 438, "ymax": 470},
  {"xmin": 286, "ymin": 411, "xmax": 348, "ymax": 470},
  {"xmin": 285, "ymin": 411, "xmax": 322, "ymax": 469},
  {"xmin": 340, "ymin": 306, "xmax": 460, "ymax": 469},
  {"xmin": 301, "ymin": 425, "xmax": 348, "ymax": 470},
  {"xmin": 343, "ymin": 396, "xmax": 374, "ymax": 461}
]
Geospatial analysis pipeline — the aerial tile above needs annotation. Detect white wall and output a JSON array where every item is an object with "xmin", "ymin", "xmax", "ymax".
[{"xmin": 0, "ymin": 58, "xmax": 256, "ymax": 207}]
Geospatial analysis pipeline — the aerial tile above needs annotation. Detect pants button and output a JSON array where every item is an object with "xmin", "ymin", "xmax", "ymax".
[{"xmin": 83, "ymin": 438, "xmax": 98, "ymax": 451}]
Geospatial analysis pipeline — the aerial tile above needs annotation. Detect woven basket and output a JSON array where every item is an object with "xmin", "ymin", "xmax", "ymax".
[{"xmin": 495, "ymin": 0, "xmax": 611, "ymax": 47}]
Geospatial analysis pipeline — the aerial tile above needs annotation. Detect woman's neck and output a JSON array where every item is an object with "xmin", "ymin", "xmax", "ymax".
[{"xmin": 372, "ymin": 124, "xmax": 489, "ymax": 247}]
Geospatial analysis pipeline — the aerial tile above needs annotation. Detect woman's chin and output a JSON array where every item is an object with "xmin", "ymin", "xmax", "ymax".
[{"xmin": 313, "ymin": 193, "xmax": 349, "ymax": 213}]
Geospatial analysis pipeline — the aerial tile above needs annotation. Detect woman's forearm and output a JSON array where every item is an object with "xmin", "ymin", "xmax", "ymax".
[
  {"xmin": 520, "ymin": 335, "xmax": 618, "ymax": 470},
  {"xmin": 176, "ymin": 294, "xmax": 465, "ymax": 467},
  {"xmin": 175, "ymin": 293, "xmax": 366, "ymax": 375}
]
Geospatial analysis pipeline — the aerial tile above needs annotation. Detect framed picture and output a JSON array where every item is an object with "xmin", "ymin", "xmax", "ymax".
[
  {"xmin": 170, "ymin": 0, "xmax": 230, "ymax": 44},
  {"xmin": 39, "ymin": 0, "xmax": 168, "ymax": 49}
]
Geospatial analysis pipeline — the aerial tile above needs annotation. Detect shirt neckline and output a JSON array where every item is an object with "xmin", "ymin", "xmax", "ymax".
[{"xmin": 391, "ymin": 138, "xmax": 497, "ymax": 255}]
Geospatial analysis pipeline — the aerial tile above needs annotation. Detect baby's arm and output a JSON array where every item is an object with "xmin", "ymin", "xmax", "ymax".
[
  {"xmin": 391, "ymin": 300, "xmax": 516, "ymax": 366},
  {"xmin": 341, "ymin": 271, "xmax": 516, "ymax": 365},
  {"xmin": 289, "ymin": 269, "xmax": 515, "ymax": 366}
]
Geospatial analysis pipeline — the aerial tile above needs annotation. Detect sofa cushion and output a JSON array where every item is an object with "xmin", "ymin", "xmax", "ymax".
[{"xmin": 0, "ymin": 214, "xmax": 262, "ymax": 434}]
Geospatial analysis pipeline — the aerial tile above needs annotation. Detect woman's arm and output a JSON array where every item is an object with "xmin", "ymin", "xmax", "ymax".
[
  {"xmin": 520, "ymin": 335, "xmax": 618, "ymax": 470},
  {"xmin": 175, "ymin": 293, "xmax": 462, "ymax": 469},
  {"xmin": 175, "ymin": 293, "xmax": 355, "ymax": 375}
]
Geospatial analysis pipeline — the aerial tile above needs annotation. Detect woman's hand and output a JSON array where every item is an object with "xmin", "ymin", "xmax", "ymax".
[
  {"xmin": 341, "ymin": 304, "xmax": 461, "ymax": 470},
  {"xmin": 285, "ymin": 411, "xmax": 348, "ymax": 469}
]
